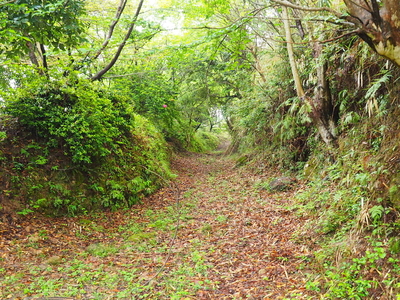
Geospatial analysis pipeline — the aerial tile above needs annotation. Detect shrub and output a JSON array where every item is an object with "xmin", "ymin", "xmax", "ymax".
[
  {"xmin": 1, "ymin": 75, "xmax": 173, "ymax": 215},
  {"xmin": 5, "ymin": 75, "xmax": 132, "ymax": 164}
]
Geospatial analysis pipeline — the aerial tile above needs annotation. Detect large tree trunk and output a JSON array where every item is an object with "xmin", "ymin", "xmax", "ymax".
[
  {"xmin": 311, "ymin": 43, "xmax": 337, "ymax": 147},
  {"xmin": 282, "ymin": 6, "xmax": 337, "ymax": 147},
  {"xmin": 271, "ymin": 0, "xmax": 400, "ymax": 67},
  {"xmin": 344, "ymin": 0, "xmax": 400, "ymax": 66}
]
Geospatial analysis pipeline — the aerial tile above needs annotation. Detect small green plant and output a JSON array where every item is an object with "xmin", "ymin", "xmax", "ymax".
[
  {"xmin": 38, "ymin": 230, "xmax": 48, "ymax": 239},
  {"xmin": 201, "ymin": 223, "xmax": 212, "ymax": 234},
  {"xmin": 389, "ymin": 238, "xmax": 400, "ymax": 254},
  {"xmin": 34, "ymin": 155, "xmax": 48, "ymax": 165},
  {"xmin": 216, "ymin": 215, "xmax": 228, "ymax": 223},
  {"xmin": 369, "ymin": 205, "xmax": 385, "ymax": 223},
  {"xmin": 310, "ymin": 240, "xmax": 400, "ymax": 299},
  {"xmin": 0, "ymin": 131, "xmax": 6, "ymax": 141},
  {"xmin": 86, "ymin": 243, "xmax": 118, "ymax": 257},
  {"xmin": 149, "ymin": 218, "xmax": 174, "ymax": 230},
  {"xmin": 16, "ymin": 208, "xmax": 34, "ymax": 215}
]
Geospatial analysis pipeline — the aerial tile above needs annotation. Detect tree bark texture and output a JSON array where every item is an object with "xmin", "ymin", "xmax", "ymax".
[
  {"xmin": 344, "ymin": 0, "xmax": 400, "ymax": 66},
  {"xmin": 282, "ymin": 6, "xmax": 337, "ymax": 147},
  {"xmin": 281, "ymin": 6, "xmax": 305, "ymax": 98},
  {"xmin": 26, "ymin": 41, "xmax": 39, "ymax": 68},
  {"xmin": 311, "ymin": 43, "xmax": 337, "ymax": 147}
]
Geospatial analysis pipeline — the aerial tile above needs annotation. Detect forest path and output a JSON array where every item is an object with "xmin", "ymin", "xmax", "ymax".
[
  {"xmin": 0, "ymin": 150, "xmax": 316, "ymax": 299},
  {"xmin": 166, "ymin": 152, "xmax": 315, "ymax": 299}
]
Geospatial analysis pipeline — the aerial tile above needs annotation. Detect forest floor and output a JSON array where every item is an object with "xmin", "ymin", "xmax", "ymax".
[{"xmin": 0, "ymin": 149, "xmax": 319, "ymax": 299}]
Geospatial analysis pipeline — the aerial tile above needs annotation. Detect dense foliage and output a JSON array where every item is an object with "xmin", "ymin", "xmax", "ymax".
[
  {"xmin": 5, "ymin": 76, "xmax": 132, "ymax": 164},
  {"xmin": 0, "ymin": 72, "xmax": 175, "ymax": 215},
  {"xmin": 1, "ymin": 0, "xmax": 86, "ymax": 59}
]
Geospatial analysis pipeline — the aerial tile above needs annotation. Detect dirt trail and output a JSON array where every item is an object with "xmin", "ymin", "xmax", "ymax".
[
  {"xmin": 168, "ymin": 153, "xmax": 314, "ymax": 299},
  {"xmin": 0, "ymin": 151, "xmax": 315, "ymax": 299}
]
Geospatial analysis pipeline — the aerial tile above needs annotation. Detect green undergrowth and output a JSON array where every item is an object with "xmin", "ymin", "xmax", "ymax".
[
  {"xmin": 293, "ymin": 116, "xmax": 400, "ymax": 299},
  {"xmin": 188, "ymin": 130, "xmax": 223, "ymax": 153},
  {"xmin": 0, "ymin": 75, "xmax": 174, "ymax": 215}
]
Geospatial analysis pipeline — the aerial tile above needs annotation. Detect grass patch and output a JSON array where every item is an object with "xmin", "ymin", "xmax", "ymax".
[{"xmin": 86, "ymin": 243, "xmax": 119, "ymax": 257}]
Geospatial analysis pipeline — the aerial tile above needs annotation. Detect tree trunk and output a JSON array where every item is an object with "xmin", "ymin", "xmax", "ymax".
[
  {"xmin": 225, "ymin": 117, "xmax": 240, "ymax": 154},
  {"xmin": 26, "ymin": 41, "xmax": 39, "ymax": 68},
  {"xmin": 39, "ymin": 43, "xmax": 48, "ymax": 73},
  {"xmin": 282, "ymin": 6, "xmax": 305, "ymax": 98},
  {"xmin": 282, "ymin": 6, "xmax": 337, "ymax": 147},
  {"xmin": 311, "ymin": 43, "xmax": 337, "ymax": 147},
  {"xmin": 344, "ymin": 0, "xmax": 400, "ymax": 67}
]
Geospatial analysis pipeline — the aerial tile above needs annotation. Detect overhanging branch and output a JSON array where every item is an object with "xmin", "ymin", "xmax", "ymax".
[
  {"xmin": 91, "ymin": 0, "xmax": 145, "ymax": 81},
  {"xmin": 91, "ymin": 0, "xmax": 128, "ymax": 61},
  {"xmin": 269, "ymin": 0, "xmax": 343, "ymax": 19},
  {"xmin": 0, "ymin": 0, "xmax": 16, "ymax": 7}
]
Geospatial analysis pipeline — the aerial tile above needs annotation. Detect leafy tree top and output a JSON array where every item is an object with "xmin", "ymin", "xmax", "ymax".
[{"xmin": 0, "ymin": 0, "xmax": 87, "ymax": 60}]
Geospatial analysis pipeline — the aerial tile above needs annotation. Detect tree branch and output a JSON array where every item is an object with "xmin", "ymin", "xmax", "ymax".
[
  {"xmin": 269, "ymin": 30, "xmax": 359, "ymax": 45},
  {"xmin": 370, "ymin": 0, "xmax": 382, "ymax": 27},
  {"xmin": 320, "ymin": 30, "xmax": 359, "ymax": 43},
  {"xmin": 91, "ymin": 0, "xmax": 145, "ymax": 81},
  {"xmin": 91, "ymin": 0, "xmax": 128, "ymax": 61},
  {"xmin": 269, "ymin": 0, "xmax": 343, "ymax": 18},
  {"xmin": 39, "ymin": 43, "xmax": 48, "ymax": 71},
  {"xmin": 0, "ymin": 0, "xmax": 16, "ymax": 7},
  {"xmin": 103, "ymin": 70, "xmax": 164, "ymax": 79}
]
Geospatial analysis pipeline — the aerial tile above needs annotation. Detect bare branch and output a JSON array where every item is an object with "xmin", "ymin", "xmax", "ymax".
[
  {"xmin": 269, "ymin": 0, "xmax": 343, "ymax": 18},
  {"xmin": 269, "ymin": 30, "xmax": 359, "ymax": 45},
  {"xmin": 91, "ymin": 0, "xmax": 145, "ymax": 81},
  {"xmin": 91, "ymin": 0, "xmax": 128, "ymax": 61},
  {"xmin": 320, "ymin": 30, "xmax": 359, "ymax": 43}
]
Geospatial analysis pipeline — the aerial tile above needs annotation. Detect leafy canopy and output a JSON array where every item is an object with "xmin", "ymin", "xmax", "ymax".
[{"xmin": 0, "ymin": 0, "xmax": 86, "ymax": 59}]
